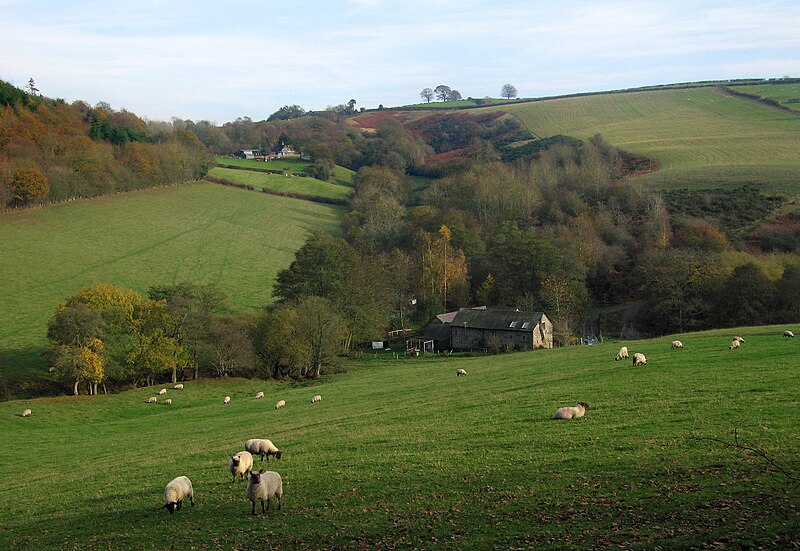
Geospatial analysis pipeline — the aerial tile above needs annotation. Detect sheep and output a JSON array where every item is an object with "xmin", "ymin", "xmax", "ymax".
[
  {"xmin": 615, "ymin": 346, "xmax": 629, "ymax": 361},
  {"xmin": 174, "ymin": 384, "xmax": 184, "ymax": 390},
  {"xmin": 163, "ymin": 399, "xmax": 172, "ymax": 406},
  {"xmin": 158, "ymin": 388, "xmax": 167, "ymax": 396},
  {"xmin": 21, "ymin": 409, "xmax": 31, "ymax": 417},
  {"xmin": 554, "ymin": 402, "xmax": 589, "ymax": 420},
  {"xmin": 255, "ymin": 391, "xmax": 265, "ymax": 399},
  {"xmin": 275, "ymin": 400, "xmax": 285, "ymax": 409},
  {"xmin": 246, "ymin": 470, "xmax": 282, "ymax": 515},
  {"xmin": 147, "ymin": 397, "xmax": 158, "ymax": 403},
  {"xmin": 229, "ymin": 451, "xmax": 254, "ymax": 482},
  {"xmin": 162, "ymin": 475, "xmax": 195, "ymax": 514},
  {"xmin": 632, "ymin": 352, "xmax": 647, "ymax": 366},
  {"xmin": 733, "ymin": 336, "xmax": 745, "ymax": 344},
  {"xmin": 783, "ymin": 330, "xmax": 795, "ymax": 338},
  {"xmin": 311, "ymin": 394, "xmax": 322, "ymax": 403},
  {"xmin": 48, "ymin": 366, "xmax": 55, "ymax": 373},
  {"xmin": 223, "ymin": 396, "xmax": 231, "ymax": 404},
  {"xmin": 671, "ymin": 340, "xmax": 684, "ymax": 349},
  {"xmin": 456, "ymin": 368, "xmax": 467, "ymax": 377},
  {"xmin": 729, "ymin": 339, "xmax": 741, "ymax": 350},
  {"xmin": 245, "ymin": 438, "xmax": 282, "ymax": 462}
]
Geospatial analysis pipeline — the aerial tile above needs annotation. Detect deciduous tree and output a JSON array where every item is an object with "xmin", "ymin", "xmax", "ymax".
[
  {"xmin": 501, "ymin": 84, "xmax": 518, "ymax": 99},
  {"xmin": 420, "ymin": 88, "xmax": 434, "ymax": 103}
]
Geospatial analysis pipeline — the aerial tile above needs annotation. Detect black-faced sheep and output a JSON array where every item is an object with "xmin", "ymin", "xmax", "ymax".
[
  {"xmin": 615, "ymin": 346, "xmax": 629, "ymax": 361},
  {"xmin": 163, "ymin": 399, "xmax": 172, "ymax": 405},
  {"xmin": 275, "ymin": 400, "xmax": 285, "ymax": 409},
  {"xmin": 174, "ymin": 383, "xmax": 184, "ymax": 390},
  {"xmin": 456, "ymin": 368, "xmax": 467, "ymax": 377},
  {"xmin": 158, "ymin": 388, "xmax": 167, "ymax": 396},
  {"xmin": 21, "ymin": 409, "xmax": 31, "ymax": 417},
  {"xmin": 245, "ymin": 438, "xmax": 282, "ymax": 461},
  {"xmin": 246, "ymin": 470, "xmax": 282, "ymax": 515},
  {"xmin": 632, "ymin": 352, "xmax": 647, "ymax": 366},
  {"xmin": 162, "ymin": 475, "xmax": 195, "ymax": 514},
  {"xmin": 554, "ymin": 402, "xmax": 589, "ymax": 419},
  {"xmin": 311, "ymin": 394, "xmax": 322, "ymax": 403},
  {"xmin": 229, "ymin": 451, "xmax": 254, "ymax": 482},
  {"xmin": 729, "ymin": 339, "xmax": 741, "ymax": 350},
  {"xmin": 784, "ymin": 330, "xmax": 795, "ymax": 338},
  {"xmin": 147, "ymin": 396, "xmax": 158, "ymax": 403},
  {"xmin": 223, "ymin": 396, "xmax": 231, "ymax": 404},
  {"xmin": 671, "ymin": 340, "xmax": 684, "ymax": 349},
  {"xmin": 255, "ymin": 391, "xmax": 265, "ymax": 399}
]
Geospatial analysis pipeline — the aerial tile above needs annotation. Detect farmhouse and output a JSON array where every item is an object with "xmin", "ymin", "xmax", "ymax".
[{"xmin": 276, "ymin": 144, "xmax": 299, "ymax": 157}]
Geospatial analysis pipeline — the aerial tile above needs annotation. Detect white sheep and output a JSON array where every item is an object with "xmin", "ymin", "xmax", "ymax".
[
  {"xmin": 158, "ymin": 388, "xmax": 167, "ymax": 396},
  {"xmin": 275, "ymin": 400, "xmax": 285, "ymax": 409},
  {"xmin": 456, "ymin": 368, "xmax": 467, "ymax": 377},
  {"xmin": 163, "ymin": 399, "xmax": 172, "ymax": 405},
  {"xmin": 615, "ymin": 346, "xmax": 629, "ymax": 361},
  {"xmin": 21, "ymin": 409, "xmax": 31, "ymax": 417},
  {"xmin": 174, "ymin": 384, "xmax": 184, "ymax": 390},
  {"xmin": 162, "ymin": 475, "xmax": 195, "ymax": 514},
  {"xmin": 148, "ymin": 397, "xmax": 158, "ymax": 403},
  {"xmin": 246, "ymin": 470, "xmax": 282, "ymax": 515},
  {"xmin": 671, "ymin": 340, "xmax": 684, "ymax": 349},
  {"xmin": 783, "ymin": 330, "xmax": 795, "ymax": 338},
  {"xmin": 223, "ymin": 396, "xmax": 231, "ymax": 404},
  {"xmin": 553, "ymin": 402, "xmax": 589, "ymax": 420},
  {"xmin": 632, "ymin": 352, "xmax": 647, "ymax": 366},
  {"xmin": 229, "ymin": 451, "xmax": 254, "ymax": 482},
  {"xmin": 311, "ymin": 394, "xmax": 322, "ymax": 403},
  {"xmin": 733, "ymin": 336, "xmax": 745, "ymax": 344},
  {"xmin": 48, "ymin": 366, "xmax": 55, "ymax": 373},
  {"xmin": 245, "ymin": 438, "xmax": 283, "ymax": 462},
  {"xmin": 255, "ymin": 391, "xmax": 265, "ymax": 399},
  {"xmin": 729, "ymin": 339, "xmax": 740, "ymax": 350}
]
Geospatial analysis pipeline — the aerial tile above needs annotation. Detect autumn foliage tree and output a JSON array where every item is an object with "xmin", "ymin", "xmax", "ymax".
[{"xmin": 10, "ymin": 168, "xmax": 49, "ymax": 206}]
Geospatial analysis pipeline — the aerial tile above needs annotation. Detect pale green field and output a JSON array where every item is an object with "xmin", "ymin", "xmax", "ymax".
[
  {"xmin": 215, "ymin": 156, "xmax": 355, "ymax": 186},
  {"xmin": 0, "ymin": 326, "xmax": 798, "ymax": 548},
  {"xmin": 496, "ymin": 88, "xmax": 800, "ymax": 191},
  {"xmin": 734, "ymin": 83, "xmax": 800, "ymax": 109},
  {"xmin": 208, "ymin": 167, "xmax": 353, "ymax": 202},
  {"xmin": 0, "ymin": 183, "xmax": 344, "ymax": 380}
]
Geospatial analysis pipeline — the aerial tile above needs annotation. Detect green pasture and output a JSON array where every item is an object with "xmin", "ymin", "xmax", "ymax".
[
  {"xmin": 215, "ymin": 156, "xmax": 355, "ymax": 187},
  {"xmin": 1, "ymin": 326, "xmax": 798, "ymax": 548},
  {"xmin": 496, "ymin": 87, "xmax": 800, "ymax": 192},
  {"xmin": 0, "ymin": 183, "xmax": 344, "ymax": 381},
  {"xmin": 208, "ymin": 167, "xmax": 353, "ymax": 202},
  {"xmin": 734, "ymin": 83, "xmax": 800, "ymax": 110}
]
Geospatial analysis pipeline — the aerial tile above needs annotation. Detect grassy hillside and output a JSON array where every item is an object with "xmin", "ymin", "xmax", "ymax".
[
  {"xmin": 1, "ymin": 326, "xmax": 797, "ymax": 548},
  {"xmin": 734, "ymin": 83, "xmax": 800, "ymax": 110},
  {"xmin": 494, "ymin": 87, "xmax": 800, "ymax": 192},
  {"xmin": 215, "ymin": 156, "xmax": 356, "ymax": 186},
  {"xmin": 208, "ymin": 167, "xmax": 353, "ymax": 202},
  {"xmin": 0, "ymin": 183, "xmax": 344, "ymax": 381}
]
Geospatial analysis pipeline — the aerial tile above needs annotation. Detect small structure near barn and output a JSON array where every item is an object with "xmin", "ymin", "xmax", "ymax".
[
  {"xmin": 406, "ymin": 338, "xmax": 434, "ymax": 356},
  {"xmin": 417, "ymin": 311, "xmax": 459, "ymax": 351},
  {"xmin": 237, "ymin": 149, "xmax": 260, "ymax": 159}
]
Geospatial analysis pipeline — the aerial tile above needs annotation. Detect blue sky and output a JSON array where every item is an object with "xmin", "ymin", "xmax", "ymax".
[{"xmin": 1, "ymin": 0, "xmax": 798, "ymax": 123}]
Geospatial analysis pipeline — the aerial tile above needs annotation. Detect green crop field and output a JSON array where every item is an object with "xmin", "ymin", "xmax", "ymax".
[
  {"xmin": 734, "ymin": 83, "xmax": 800, "ymax": 110},
  {"xmin": 0, "ymin": 183, "xmax": 344, "ymax": 381},
  {"xmin": 208, "ymin": 167, "xmax": 353, "ymax": 202},
  {"xmin": 495, "ymin": 87, "xmax": 800, "ymax": 192},
  {"xmin": 1, "ymin": 326, "xmax": 798, "ymax": 548}
]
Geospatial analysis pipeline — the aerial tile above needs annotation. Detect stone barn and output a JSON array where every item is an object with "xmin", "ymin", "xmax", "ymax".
[{"xmin": 450, "ymin": 307, "xmax": 553, "ymax": 351}]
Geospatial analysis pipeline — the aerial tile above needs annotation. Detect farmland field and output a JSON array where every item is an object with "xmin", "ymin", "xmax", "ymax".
[
  {"xmin": 1, "ymin": 326, "xmax": 798, "ymax": 548},
  {"xmin": 0, "ymin": 183, "xmax": 344, "ymax": 381},
  {"xmin": 208, "ymin": 167, "xmax": 353, "ymax": 202},
  {"xmin": 734, "ymin": 83, "xmax": 800, "ymax": 110},
  {"xmin": 215, "ymin": 156, "xmax": 356, "ymax": 187},
  {"xmin": 495, "ymin": 87, "xmax": 800, "ymax": 192}
]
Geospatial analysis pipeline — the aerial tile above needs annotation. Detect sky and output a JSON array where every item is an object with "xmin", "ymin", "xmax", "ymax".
[{"xmin": 1, "ymin": 0, "xmax": 799, "ymax": 124}]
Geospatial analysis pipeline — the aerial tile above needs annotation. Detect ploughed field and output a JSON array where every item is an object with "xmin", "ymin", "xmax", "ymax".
[
  {"xmin": 495, "ymin": 87, "xmax": 800, "ymax": 192},
  {"xmin": 1, "ymin": 326, "xmax": 798, "ymax": 548},
  {"xmin": 0, "ymin": 183, "xmax": 344, "ymax": 381}
]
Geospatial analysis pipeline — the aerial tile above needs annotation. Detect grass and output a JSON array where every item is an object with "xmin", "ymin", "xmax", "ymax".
[
  {"xmin": 494, "ymin": 87, "xmax": 800, "ymax": 192},
  {"xmin": 215, "ymin": 156, "xmax": 356, "ymax": 187},
  {"xmin": 734, "ymin": 83, "xmax": 800, "ymax": 110},
  {"xmin": 0, "ymin": 325, "xmax": 798, "ymax": 548},
  {"xmin": 208, "ymin": 167, "xmax": 353, "ymax": 202},
  {"xmin": 0, "ymin": 183, "xmax": 344, "ymax": 381}
]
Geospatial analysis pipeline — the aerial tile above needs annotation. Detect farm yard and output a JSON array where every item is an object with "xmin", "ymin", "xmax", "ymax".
[{"xmin": 1, "ymin": 326, "xmax": 798, "ymax": 548}]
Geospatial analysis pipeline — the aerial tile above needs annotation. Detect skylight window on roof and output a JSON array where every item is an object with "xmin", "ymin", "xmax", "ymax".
[
  {"xmin": 522, "ymin": 321, "xmax": 530, "ymax": 329},
  {"xmin": 509, "ymin": 321, "xmax": 518, "ymax": 328}
]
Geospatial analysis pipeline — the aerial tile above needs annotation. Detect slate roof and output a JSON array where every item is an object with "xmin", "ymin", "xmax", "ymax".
[{"xmin": 451, "ymin": 307, "xmax": 544, "ymax": 332}]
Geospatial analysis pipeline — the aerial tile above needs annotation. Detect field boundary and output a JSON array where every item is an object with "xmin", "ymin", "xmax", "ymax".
[
  {"xmin": 216, "ymin": 163, "xmax": 305, "ymax": 177},
  {"xmin": 204, "ymin": 175, "xmax": 348, "ymax": 206},
  {"xmin": 718, "ymin": 85, "xmax": 800, "ymax": 116}
]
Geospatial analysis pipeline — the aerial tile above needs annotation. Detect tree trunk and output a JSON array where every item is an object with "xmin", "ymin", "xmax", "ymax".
[
  {"xmin": 73, "ymin": 380, "xmax": 79, "ymax": 395},
  {"xmin": 171, "ymin": 365, "xmax": 177, "ymax": 384},
  {"xmin": 93, "ymin": 382, "xmax": 98, "ymax": 395},
  {"xmin": 102, "ymin": 382, "xmax": 107, "ymax": 394}
]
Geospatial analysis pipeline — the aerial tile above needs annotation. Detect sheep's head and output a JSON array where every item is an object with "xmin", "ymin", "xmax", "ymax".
[
  {"xmin": 231, "ymin": 455, "xmax": 240, "ymax": 467},
  {"xmin": 579, "ymin": 402, "xmax": 589, "ymax": 410},
  {"xmin": 251, "ymin": 470, "xmax": 264, "ymax": 484},
  {"xmin": 274, "ymin": 450, "xmax": 282, "ymax": 460},
  {"xmin": 163, "ymin": 502, "xmax": 177, "ymax": 514}
]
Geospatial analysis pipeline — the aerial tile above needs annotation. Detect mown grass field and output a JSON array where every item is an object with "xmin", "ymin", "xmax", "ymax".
[
  {"xmin": 0, "ymin": 183, "xmax": 344, "ymax": 381},
  {"xmin": 215, "ymin": 156, "xmax": 356, "ymax": 186},
  {"xmin": 1, "ymin": 326, "xmax": 798, "ymax": 549},
  {"xmin": 208, "ymin": 167, "xmax": 353, "ymax": 202},
  {"xmin": 495, "ymin": 87, "xmax": 800, "ymax": 192},
  {"xmin": 735, "ymin": 83, "xmax": 800, "ymax": 110}
]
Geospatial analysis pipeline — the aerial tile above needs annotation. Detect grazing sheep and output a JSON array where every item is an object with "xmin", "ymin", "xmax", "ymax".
[
  {"xmin": 729, "ymin": 339, "xmax": 741, "ymax": 350},
  {"xmin": 275, "ymin": 400, "xmax": 285, "ymax": 409},
  {"xmin": 229, "ymin": 451, "xmax": 254, "ymax": 482},
  {"xmin": 733, "ymin": 336, "xmax": 745, "ymax": 344},
  {"xmin": 671, "ymin": 340, "xmax": 684, "ymax": 349},
  {"xmin": 456, "ymin": 368, "xmax": 467, "ymax": 377},
  {"xmin": 554, "ymin": 402, "xmax": 589, "ymax": 420},
  {"xmin": 311, "ymin": 394, "xmax": 322, "ymax": 403},
  {"xmin": 223, "ymin": 396, "xmax": 231, "ymax": 404},
  {"xmin": 163, "ymin": 399, "xmax": 172, "ymax": 405},
  {"xmin": 174, "ymin": 384, "xmax": 184, "ymax": 390},
  {"xmin": 21, "ymin": 409, "xmax": 31, "ymax": 417},
  {"xmin": 255, "ymin": 391, "xmax": 265, "ymax": 399},
  {"xmin": 784, "ymin": 330, "xmax": 795, "ymax": 338},
  {"xmin": 158, "ymin": 388, "xmax": 167, "ymax": 396},
  {"xmin": 162, "ymin": 475, "xmax": 195, "ymax": 514},
  {"xmin": 615, "ymin": 346, "xmax": 629, "ymax": 361},
  {"xmin": 246, "ymin": 470, "xmax": 282, "ymax": 515},
  {"xmin": 245, "ymin": 438, "xmax": 283, "ymax": 462},
  {"xmin": 632, "ymin": 353, "xmax": 647, "ymax": 366},
  {"xmin": 48, "ymin": 366, "xmax": 55, "ymax": 373},
  {"xmin": 148, "ymin": 397, "xmax": 158, "ymax": 403}
]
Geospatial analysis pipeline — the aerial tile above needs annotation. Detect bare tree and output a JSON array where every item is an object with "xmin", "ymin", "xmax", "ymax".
[
  {"xmin": 501, "ymin": 84, "xmax": 518, "ymax": 99},
  {"xmin": 420, "ymin": 88, "xmax": 434, "ymax": 103}
]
